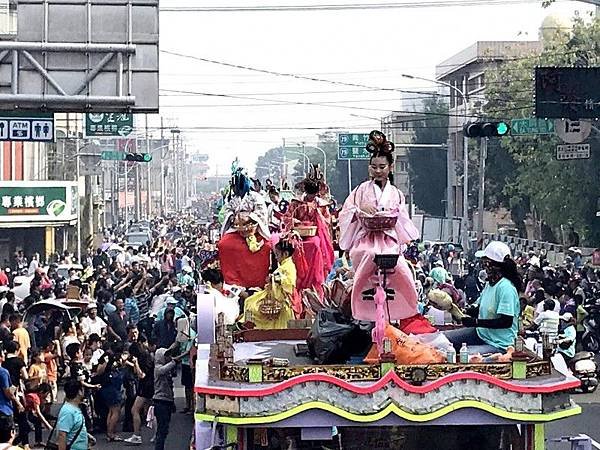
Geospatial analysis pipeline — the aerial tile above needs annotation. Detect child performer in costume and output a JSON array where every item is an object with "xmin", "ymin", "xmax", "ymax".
[
  {"xmin": 283, "ymin": 165, "xmax": 335, "ymax": 300},
  {"xmin": 218, "ymin": 162, "xmax": 272, "ymax": 290},
  {"xmin": 242, "ymin": 236, "xmax": 300, "ymax": 329},
  {"xmin": 338, "ymin": 130, "xmax": 420, "ymax": 322}
]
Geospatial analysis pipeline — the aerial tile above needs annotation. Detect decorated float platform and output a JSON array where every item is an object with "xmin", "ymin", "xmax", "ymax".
[{"xmin": 194, "ymin": 311, "xmax": 581, "ymax": 450}]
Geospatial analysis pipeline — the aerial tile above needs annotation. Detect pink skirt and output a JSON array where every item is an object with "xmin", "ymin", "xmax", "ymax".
[{"xmin": 349, "ymin": 231, "xmax": 417, "ymax": 322}]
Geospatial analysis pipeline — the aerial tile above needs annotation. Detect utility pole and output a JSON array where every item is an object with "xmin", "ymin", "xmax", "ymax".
[
  {"xmin": 477, "ymin": 138, "xmax": 487, "ymax": 243},
  {"xmin": 160, "ymin": 117, "xmax": 165, "ymax": 216},
  {"xmin": 145, "ymin": 114, "xmax": 151, "ymax": 219},
  {"xmin": 446, "ymin": 137, "xmax": 454, "ymax": 241}
]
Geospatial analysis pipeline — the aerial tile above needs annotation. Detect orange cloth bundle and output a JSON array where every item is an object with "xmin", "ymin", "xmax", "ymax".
[{"xmin": 364, "ymin": 324, "xmax": 446, "ymax": 365}]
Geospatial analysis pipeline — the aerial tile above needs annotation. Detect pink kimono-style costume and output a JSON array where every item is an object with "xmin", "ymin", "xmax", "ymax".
[
  {"xmin": 283, "ymin": 196, "xmax": 335, "ymax": 309},
  {"xmin": 339, "ymin": 180, "xmax": 420, "ymax": 322}
]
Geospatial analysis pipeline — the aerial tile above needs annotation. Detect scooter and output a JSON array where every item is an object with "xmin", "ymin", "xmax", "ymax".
[
  {"xmin": 567, "ymin": 351, "xmax": 598, "ymax": 393},
  {"xmin": 581, "ymin": 299, "xmax": 600, "ymax": 353}
]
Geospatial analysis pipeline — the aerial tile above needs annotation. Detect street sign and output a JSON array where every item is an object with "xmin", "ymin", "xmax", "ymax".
[
  {"xmin": 510, "ymin": 118, "xmax": 555, "ymax": 136},
  {"xmin": 192, "ymin": 154, "xmax": 209, "ymax": 163},
  {"xmin": 0, "ymin": 112, "xmax": 54, "ymax": 142},
  {"xmin": 338, "ymin": 133, "xmax": 370, "ymax": 160},
  {"xmin": 556, "ymin": 143, "xmax": 591, "ymax": 160},
  {"xmin": 85, "ymin": 113, "xmax": 134, "ymax": 137},
  {"xmin": 101, "ymin": 151, "xmax": 126, "ymax": 161},
  {"xmin": 555, "ymin": 119, "xmax": 592, "ymax": 144},
  {"xmin": 535, "ymin": 67, "xmax": 600, "ymax": 119}
]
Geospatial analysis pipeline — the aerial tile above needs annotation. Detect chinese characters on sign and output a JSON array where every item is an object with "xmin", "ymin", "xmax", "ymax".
[
  {"xmin": 1, "ymin": 195, "xmax": 45, "ymax": 210},
  {"xmin": 338, "ymin": 133, "xmax": 370, "ymax": 160},
  {"xmin": 0, "ymin": 184, "xmax": 76, "ymax": 222},
  {"xmin": 556, "ymin": 143, "xmax": 591, "ymax": 160},
  {"xmin": 85, "ymin": 113, "xmax": 134, "ymax": 137},
  {"xmin": 510, "ymin": 118, "xmax": 555, "ymax": 136}
]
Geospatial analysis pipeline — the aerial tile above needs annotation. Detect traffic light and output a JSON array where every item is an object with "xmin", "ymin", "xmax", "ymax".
[
  {"xmin": 463, "ymin": 121, "xmax": 510, "ymax": 138},
  {"xmin": 125, "ymin": 153, "xmax": 152, "ymax": 162}
]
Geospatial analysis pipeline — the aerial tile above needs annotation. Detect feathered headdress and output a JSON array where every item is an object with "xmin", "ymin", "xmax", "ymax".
[{"xmin": 365, "ymin": 130, "xmax": 395, "ymax": 155}]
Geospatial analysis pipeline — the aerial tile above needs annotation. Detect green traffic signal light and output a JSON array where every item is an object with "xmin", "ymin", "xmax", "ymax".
[
  {"xmin": 143, "ymin": 153, "xmax": 152, "ymax": 162},
  {"xmin": 496, "ymin": 122, "xmax": 509, "ymax": 136}
]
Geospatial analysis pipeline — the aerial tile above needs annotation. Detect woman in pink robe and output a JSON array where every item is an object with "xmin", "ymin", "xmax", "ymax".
[{"xmin": 338, "ymin": 137, "xmax": 419, "ymax": 322}]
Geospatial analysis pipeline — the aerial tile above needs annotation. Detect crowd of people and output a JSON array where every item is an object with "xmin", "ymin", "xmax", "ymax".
[{"xmin": 0, "ymin": 217, "xmax": 215, "ymax": 450}]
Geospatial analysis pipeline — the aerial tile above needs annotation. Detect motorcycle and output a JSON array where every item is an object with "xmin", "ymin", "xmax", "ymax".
[
  {"xmin": 570, "ymin": 351, "xmax": 598, "ymax": 393},
  {"xmin": 581, "ymin": 299, "xmax": 600, "ymax": 353}
]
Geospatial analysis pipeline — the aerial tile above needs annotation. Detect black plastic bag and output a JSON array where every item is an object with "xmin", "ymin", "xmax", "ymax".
[{"xmin": 307, "ymin": 309, "xmax": 373, "ymax": 364}]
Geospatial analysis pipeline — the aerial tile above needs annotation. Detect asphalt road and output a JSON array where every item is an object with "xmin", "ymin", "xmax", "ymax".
[{"xmin": 546, "ymin": 389, "xmax": 600, "ymax": 449}]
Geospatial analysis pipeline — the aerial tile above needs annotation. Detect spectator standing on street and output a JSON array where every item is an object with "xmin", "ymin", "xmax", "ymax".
[
  {"xmin": 9, "ymin": 315, "xmax": 30, "ymax": 362},
  {"xmin": 107, "ymin": 299, "xmax": 129, "ymax": 342},
  {"xmin": 0, "ymin": 348, "xmax": 23, "ymax": 423},
  {"xmin": 152, "ymin": 348, "xmax": 184, "ymax": 450},
  {"xmin": 80, "ymin": 304, "xmax": 106, "ymax": 339},
  {"xmin": 56, "ymin": 379, "xmax": 88, "ymax": 450}
]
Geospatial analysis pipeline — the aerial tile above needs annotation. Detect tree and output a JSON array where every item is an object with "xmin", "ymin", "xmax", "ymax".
[
  {"xmin": 408, "ymin": 97, "xmax": 448, "ymax": 216},
  {"xmin": 484, "ymin": 13, "xmax": 600, "ymax": 245}
]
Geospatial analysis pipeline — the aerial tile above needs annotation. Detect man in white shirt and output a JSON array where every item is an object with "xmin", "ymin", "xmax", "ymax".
[
  {"xmin": 80, "ymin": 304, "xmax": 107, "ymax": 338},
  {"xmin": 534, "ymin": 299, "xmax": 560, "ymax": 340}
]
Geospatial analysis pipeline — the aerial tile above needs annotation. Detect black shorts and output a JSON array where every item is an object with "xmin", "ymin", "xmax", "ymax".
[{"xmin": 181, "ymin": 364, "xmax": 193, "ymax": 388}]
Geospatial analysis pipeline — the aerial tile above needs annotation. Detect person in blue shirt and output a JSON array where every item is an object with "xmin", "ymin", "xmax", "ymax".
[
  {"xmin": 0, "ymin": 349, "xmax": 22, "ymax": 419},
  {"xmin": 56, "ymin": 379, "xmax": 87, "ymax": 450},
  {"xmin": 557, "ymin": 312, "xmax": 577, "ymax": 361},
  {"xmin": 445, "ymin": 241, "xmax": 522, "ymax": 355}
]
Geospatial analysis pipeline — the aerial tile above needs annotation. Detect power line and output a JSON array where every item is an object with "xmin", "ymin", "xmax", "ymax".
[
  {"xmin": 160, "ymin": 0, "xmax": 538, "ymax": 12},
  {"xmin": 161, "ymin": 50, "xmax": 448, "ymax": 98}
]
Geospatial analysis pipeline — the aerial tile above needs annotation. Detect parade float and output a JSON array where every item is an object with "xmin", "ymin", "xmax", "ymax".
[
  {"xmin": 193, "ymin": 306, "xmax": 581, "ymax": 450},
  {"xmin": 195, "ymin": 136, "xmax": 582, "ymax": 450}
]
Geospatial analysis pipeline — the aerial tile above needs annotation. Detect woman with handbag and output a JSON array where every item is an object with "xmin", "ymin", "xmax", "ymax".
[
  {"xmin": 242, "ymin": 237, "xmax": 298, "ymax": 329},
  {"xmin": 53, "ymin": 379, "xmax": 87, "ymax": 450}
]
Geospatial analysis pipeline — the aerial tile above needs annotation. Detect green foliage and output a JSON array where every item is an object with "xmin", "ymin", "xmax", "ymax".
[
  {"xmin": 408, "ymin": 97, "xmax": 449, "ymax": 216},
  {"xmin": 484, "ymin": 14, "xmax": 600, "ymax": 244}
]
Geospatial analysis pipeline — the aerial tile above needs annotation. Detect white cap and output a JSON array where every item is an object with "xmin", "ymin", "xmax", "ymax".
[{"xmin": 475, "ymin": 241, "xmax": 511, "ymax": 263}]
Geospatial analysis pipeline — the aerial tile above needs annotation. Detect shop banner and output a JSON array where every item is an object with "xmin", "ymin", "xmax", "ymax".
[{"xmin": 0, "ymin": 182, "xmax": 77, "ymax": 224}]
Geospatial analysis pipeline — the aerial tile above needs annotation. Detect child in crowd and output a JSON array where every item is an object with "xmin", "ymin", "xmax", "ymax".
[
  {"xmin": 27, "ymin": 351, "xmax": 47, "ymax": 390},
  {"xmin": 24, "ymin": 383, "xmax": 52, "ymax": 448}
]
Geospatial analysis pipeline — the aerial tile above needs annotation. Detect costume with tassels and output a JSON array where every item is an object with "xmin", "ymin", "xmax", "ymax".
[
  {"xmin": 282, "ymin": 164, "xmax": 335, "ymax": 301},
  {"xmin": 218, "ymin": 161, "xmax": 272, "ymax": 289},
  {"xmin": 338, "ymin": 131, "xmax": 420, "ymax": 323}
]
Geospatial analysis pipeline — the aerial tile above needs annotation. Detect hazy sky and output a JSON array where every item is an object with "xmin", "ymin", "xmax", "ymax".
[{"xmin": 154, "ymin": 0, "xmax": 594, "ymax": 176}]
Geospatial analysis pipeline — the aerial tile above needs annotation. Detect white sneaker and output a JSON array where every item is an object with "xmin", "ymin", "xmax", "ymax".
[{"xmin": 124, "ymin": 435, "xmax": 142, "ymax": 445}]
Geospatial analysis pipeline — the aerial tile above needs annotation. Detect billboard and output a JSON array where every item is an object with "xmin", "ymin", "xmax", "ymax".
[
  {"xmin": 0, "ymin": 181, "xmax": 78, "ymax": 226},
  {"xmin": 0, "ymin": 0, "xmax": 159, "ymax": 113},
  {"xmin": 535, "ymin": 67, "xmax": 600, "ymax": 119}
]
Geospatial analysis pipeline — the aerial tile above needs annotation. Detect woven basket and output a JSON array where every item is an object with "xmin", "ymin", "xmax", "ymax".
[
  {"xmin": 361, "ymin": 215, "xmax": 397, "ymax": 231},
  {"xmin": 294, "ymin": 225, "xmax": 317, "ymax": 237},
  {"xmin": 258, "ymin": 296, "xmax": 283, "ymax": 320}
]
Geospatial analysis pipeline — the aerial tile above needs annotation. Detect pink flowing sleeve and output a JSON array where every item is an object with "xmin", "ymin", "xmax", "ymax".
[
  {"xmin": 394, "ymin": 188, "xmax": 420, "ymax": 244},
  {"xmin": 338, "ymin": 186, "xmax": 362, "ymax": 251}
]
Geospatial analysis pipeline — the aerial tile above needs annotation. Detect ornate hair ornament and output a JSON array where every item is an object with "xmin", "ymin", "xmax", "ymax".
[{"xmin": 365, "ymin": 130, "xmax": 395, "ymax": 155}]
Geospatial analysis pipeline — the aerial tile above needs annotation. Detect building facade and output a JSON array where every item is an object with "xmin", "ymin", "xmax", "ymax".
[{"xmin": 435, "ymin": 41, "xmax": 541, "ymax": 230}]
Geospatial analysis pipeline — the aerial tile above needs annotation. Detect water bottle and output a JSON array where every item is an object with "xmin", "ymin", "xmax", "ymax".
[
  {"xmin": 459, "ymin": 343, "xmax": 469, "ymax": 364},
  {"xmin": 446, "ymin": 345, "xmax": 456, "ymax": 364}
]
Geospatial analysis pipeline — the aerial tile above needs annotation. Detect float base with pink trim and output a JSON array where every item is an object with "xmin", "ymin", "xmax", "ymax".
[{"xmin": 193, "ymin": 307, "xmax": 581, "ymax": 450}]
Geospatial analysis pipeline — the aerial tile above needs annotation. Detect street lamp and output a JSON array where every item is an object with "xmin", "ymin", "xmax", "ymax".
[
  {"xmin": 401, "ymin": 73, "xmax": 469, "ymax": 247},
  {"xmin": 299, "ymin": 142, "xmax": 327, "ymax": 182}
]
